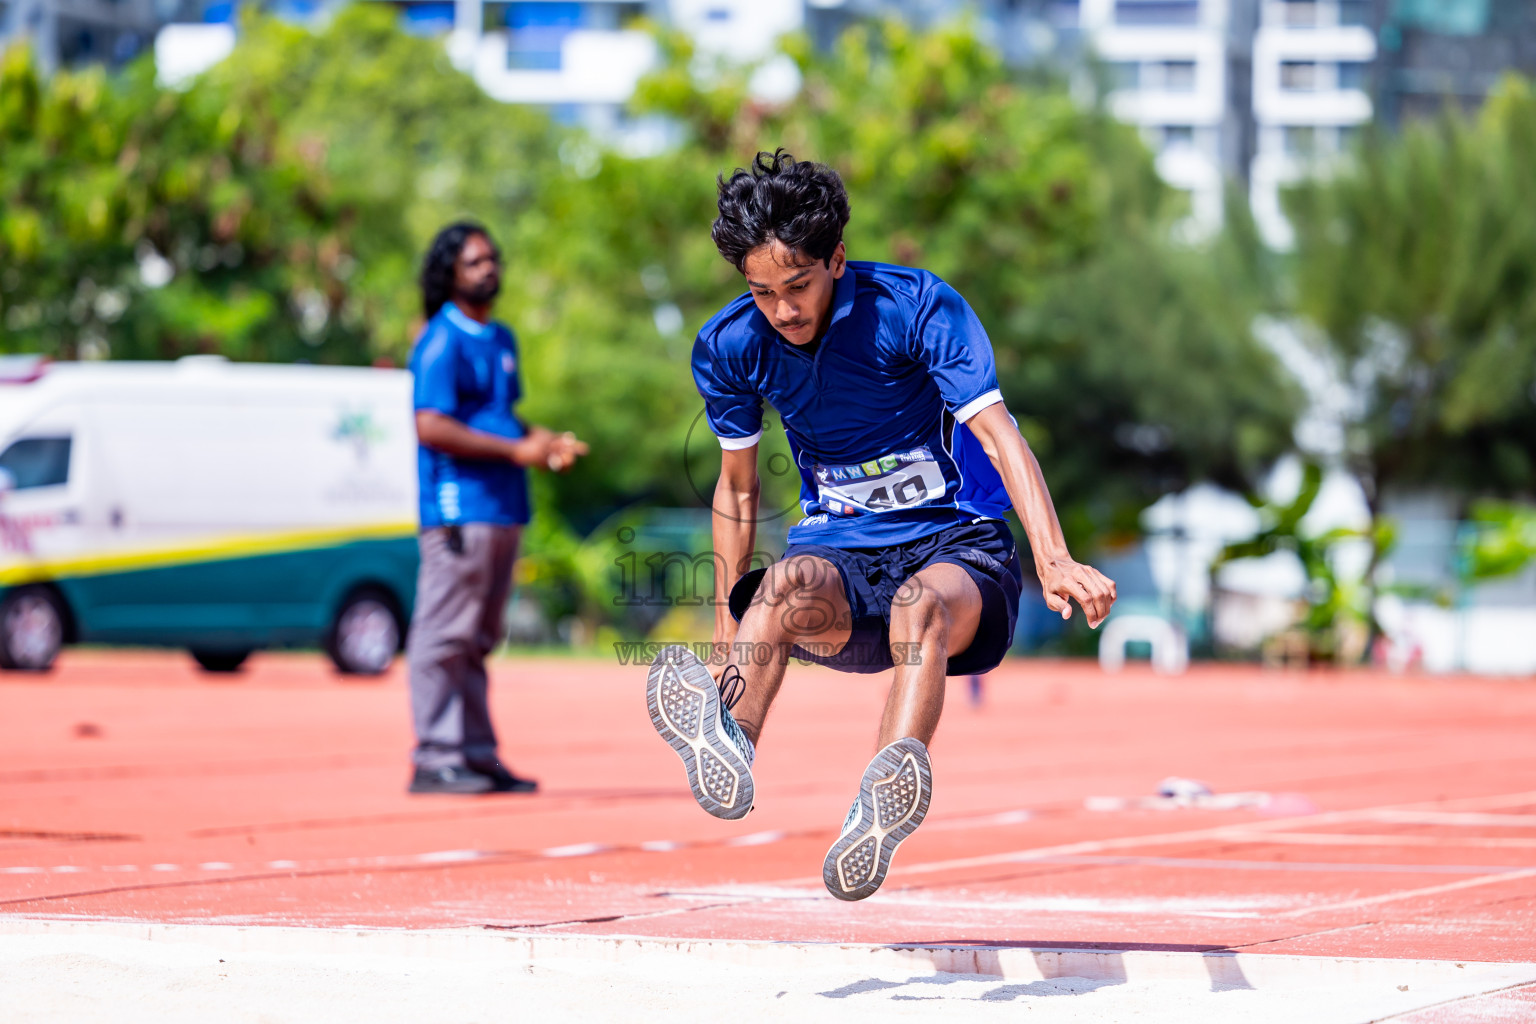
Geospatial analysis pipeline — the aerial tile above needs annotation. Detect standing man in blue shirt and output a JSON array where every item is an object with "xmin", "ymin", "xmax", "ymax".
[
  {"xmin": 407, "ymin": 222, "xmax": 586, "ymax": 795},
  {"xmin": 646, "ymin": 152, "xmax": 1116, "ymax": 899}
]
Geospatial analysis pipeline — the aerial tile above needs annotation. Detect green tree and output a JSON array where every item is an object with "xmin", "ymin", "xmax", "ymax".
[
  {"xmin": 0, "ymin": 7, "xmax": 565, "ymax": 363},
  {"xmin": 3, "ymin": 14, "xmax": 1300, "ymax": 581},
  {"xmin": 1285, "ymin": 75, "xmax": 1536, "ymax": 507},
  {"xmin": 0, "ymin": 41, "xmax": 368, "ymax": 361},
  {"xmin": 619, "ymin": 22, "xmax": 1299, "ymax": 546}
]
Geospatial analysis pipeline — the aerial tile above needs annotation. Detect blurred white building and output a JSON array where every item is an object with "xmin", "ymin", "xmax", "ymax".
[
  {"xmin": 1, "ymin": 0, "xmax": 166, "ymax": 71},
  {"xmin": 1085, "ymin": 0, "xmax": 1254, "ymax": 234},
  {"xmin": 143, "ymin": 0, "xmax": 802, "ymax": 145},
  {"xmin": 447, "ymin": 0, "xmax": 801, "ymax": 142},
  {"xmin": 1248, "ymin": 0, "xmax": 1376, "ymax": 247}
]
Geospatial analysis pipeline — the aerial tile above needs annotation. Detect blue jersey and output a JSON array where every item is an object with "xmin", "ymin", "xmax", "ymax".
[
  {"xmin": 409, "ymin": 302, "xmax": 529, "ymax": 528},
  {"xmin": 692, "ymin": 261, "xmax": 1011, "ymax": 548}
]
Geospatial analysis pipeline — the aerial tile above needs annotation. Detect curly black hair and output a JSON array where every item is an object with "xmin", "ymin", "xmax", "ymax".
[
  {"xmin": 711, "ymin": 150, "xmax": 850, "ymax": 273},
  {"xmin": 419, "ymin": 221, "xmax": 495, "ymax": 319}
]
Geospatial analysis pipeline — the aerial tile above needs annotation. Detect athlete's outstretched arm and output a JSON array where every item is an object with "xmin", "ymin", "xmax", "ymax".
[
  {"xmin": 712, "ymin": 445, "xmax": 761, "ymax": 648},
  {"xmin": 966, "ymin": 403, "xmax": 1116, "ymax": 628}
]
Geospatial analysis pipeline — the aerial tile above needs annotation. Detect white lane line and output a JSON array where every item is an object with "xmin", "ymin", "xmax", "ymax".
[
  {"xmin": 742, "ymin": 789, "xmax": 1536, "ymax": 890},
  {"xmin": 0, "ymin": 848, "xmax": 515, "ymax": 879},
  {"xmin": 1277, "ymin": 865, "xmax": 1536, "ymax": 918},
  {"xmin": 1368, "ymin": 811, "xmax": 1536, "ymax": 827},
  {"xmin": 5, "ymin": 792, "xmax": 1535, "ymax": 885},
  {"xmin": 1037, "ymin": 855, "xmax": 1536, "ymax": 876},
  {"xmin": 1412, "ymin": 790, "xmax": 1536, "ymax": 813},
  {"xmin": 540, "ymin": 843, "xmax": 611, "ymax": 859},
  {"xmin": 414, "ymin": 849, "xmax": 487, "ymax": 864},
  {"xmin": 927, "ymin": 809, "xmax": 1033, "ymax": 831},
  {"xmin": 0, "ymin": 802, "xmax": 1067, "ymax": 882},
  {"xmin": 658, "ymin": 886, "xmax": 1285, "ymax": 918},
  {"xmin": 1222, "ymin": 832, "xmax": 1536, "ymax": 849}
]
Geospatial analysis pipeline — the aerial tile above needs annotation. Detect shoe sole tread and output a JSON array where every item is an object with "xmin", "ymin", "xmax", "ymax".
[
  {"xmin": 646, "ymin": 645, "xmax": 754, "ymax": 820},
  {"xmin": 822, "ymin": 737, "xmax": 932, "ymax": 901}
]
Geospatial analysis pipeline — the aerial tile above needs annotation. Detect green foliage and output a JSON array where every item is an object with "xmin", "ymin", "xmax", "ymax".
[
  {"xmin": 1213, "ymin": 461, "xmax": 1391, "ymax": 661},
  {"xmin": 0, "ymin": 7, "xmax": 563, "ymax": 362},
  {"xmin": 1465, "ymin": 500, "xmax": 1536, "ymax": 581},
  {"xmin": 2, "ymin": 14, "xmax": 1300, "ymax": 569},
  {"xmin": 1285, "ymin": 75, "xmax": 1536, "ymax": 502},
  {"xmin": 630, "ymin": 21, "xmax": 1299, "ymax": 546}
]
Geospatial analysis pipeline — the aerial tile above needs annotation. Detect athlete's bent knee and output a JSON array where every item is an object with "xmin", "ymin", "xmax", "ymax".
[
  {"xmin": 751, "ymin": 556, "xmax": 842, "ymax": 638},
  {"xmin": 890, "ymin": 583, "xmax": 950, "ymax": 643}
]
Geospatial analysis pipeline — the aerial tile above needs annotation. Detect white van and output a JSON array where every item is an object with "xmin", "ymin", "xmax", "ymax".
[{"xmin": 0, "ymin": 355, "xmax": 420, "ymax": 674}]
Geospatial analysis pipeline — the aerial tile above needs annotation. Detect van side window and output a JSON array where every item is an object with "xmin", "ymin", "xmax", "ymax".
[{"xmin": 0, "ymin": 437, "xmax": 72, "ymax": 490}]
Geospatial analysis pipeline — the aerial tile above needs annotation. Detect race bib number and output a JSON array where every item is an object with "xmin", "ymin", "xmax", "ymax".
[{"xmin": 813, "ymin": 446, "xmax": 947, "ymax": 516}]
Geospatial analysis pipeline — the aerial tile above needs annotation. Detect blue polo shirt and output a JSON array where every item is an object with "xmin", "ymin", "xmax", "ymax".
[
  {"xmin": 409, "ymin": 302, "xmax": 529, "ymax": 528},
  {"xmin": 692, "ymin": 261, "xmax": 1011, "ymax": 548}
]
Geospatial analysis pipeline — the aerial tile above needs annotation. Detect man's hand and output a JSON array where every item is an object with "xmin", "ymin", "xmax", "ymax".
[
  {"xmin": 965, "ymin": 403, "xmax": 1118, "ymax": 629},
  {"xmin": 508, "ymin": 425, "xmax": 555, "ymax": 468},
  {"xmin": 545, "ymin": 431, "xmax": 589, "ymax": 473},
  {"xmin": 1038, "ymin": 557, "xmax": 1116, "ymax": 629}
]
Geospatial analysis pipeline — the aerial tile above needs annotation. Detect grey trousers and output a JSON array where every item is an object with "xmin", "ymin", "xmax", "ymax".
[{"xmin": 407, "ymin": 524, "xmax": 521, "ymax": 770}]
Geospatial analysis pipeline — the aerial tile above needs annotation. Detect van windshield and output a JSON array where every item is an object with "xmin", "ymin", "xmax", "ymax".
[{"xmin": 0, "ymin": 437, "xmax": 72, "ymax": 490}]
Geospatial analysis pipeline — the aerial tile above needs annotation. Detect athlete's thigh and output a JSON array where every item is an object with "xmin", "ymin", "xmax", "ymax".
[
  {"xmin": 891, "ymin": 561, "xmax": 984, "ymax": 656},
  {"xmin": 742, "ymin": 553, "xmax": 853, "ymax": 648}
]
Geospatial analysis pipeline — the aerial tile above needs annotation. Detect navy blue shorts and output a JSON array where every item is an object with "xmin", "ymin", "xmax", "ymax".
[{"xmin": 727, "ymin": 518, "xmax": 1024, "ymax": 676}]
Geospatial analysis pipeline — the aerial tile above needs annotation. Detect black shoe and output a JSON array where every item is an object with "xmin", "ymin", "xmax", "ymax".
[
  {"xmin": 470, "ymin": 760, "xmax": 539, "ymax": 793},
  {"xmin": 408, "ymin": 765, "xmax": 494, "ymax": 795}
]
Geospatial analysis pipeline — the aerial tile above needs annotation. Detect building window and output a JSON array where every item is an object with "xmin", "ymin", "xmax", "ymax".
[
  {"xmin": 1396, "ymin": 0, "xmax": 1489, "ymax": 36},
  {"xmin": 1282, "ymin": 125, "xmax": 1317, "ymax": 154},
  {"xmin": 400, "ymin": 1, "xmax": 455, "ymax": 36},
  {"xmin": 501, "ymin": 1, "xmax": 583, "ymax": 71},
  {"xmin": 1280, "ymin": 61, "xmax": 1319, "ymax": 91},
  {"xmin": 1282, "ymin": 1, "xmax": 1318, "ymax": 28},
  {"xmin": 1108, "ymin": 61, "xmax": 1141, "ymax": 91},
  {"xmin": 1049, "ymin": 0, "xmax": 1082, "ymax": 28},
  {"xmin": 1337, "ymin": 61, "xmax": 1370, "ymax": 90},
  {"xmin": 1161, "ymin": 60, "xmax": 1196, "ymax": 91},
  {"xmin": 1162, "ymin": 125, "xmax": 1195, "ymax": 149},
  {"xmin": 1338, "ymin": 0, "xmax": 1372, "ymax": 26},
  {"xmin": 1114, "ymin": 1, "xmax": 1199, "ymax": 28}
]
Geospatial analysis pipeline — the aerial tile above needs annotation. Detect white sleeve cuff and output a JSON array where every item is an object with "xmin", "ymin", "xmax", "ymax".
[
  {"xmin": 954, "ymin": 389, "xmax": 1004, "ymax": 423},
  {"xmin": 716, "ymin": 430, "xmax": 762, "ymax": 451}
]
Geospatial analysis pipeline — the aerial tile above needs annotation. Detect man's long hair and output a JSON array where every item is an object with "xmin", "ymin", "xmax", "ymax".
[{"xmin": 419, "ymin": 221, "xmax": 492, "ymax": 319}]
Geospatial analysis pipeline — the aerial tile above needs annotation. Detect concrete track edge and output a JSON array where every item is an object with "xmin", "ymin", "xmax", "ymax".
[{"xmin": 5, "ymin": 916, "xmax": 1534, "ymax": 996}]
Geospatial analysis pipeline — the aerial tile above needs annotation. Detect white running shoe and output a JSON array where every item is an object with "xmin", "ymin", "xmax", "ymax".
[
  {"xmin": 646, "ymin": 645, "xmax": 755, "ymax": 820},
  {"xmin": 822, "ymin": 737, "xmax": 932, "ymax": 901}
]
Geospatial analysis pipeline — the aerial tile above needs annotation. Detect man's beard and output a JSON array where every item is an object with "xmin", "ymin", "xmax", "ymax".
[{"xmin": 457, "ymin": 278, "xmax": 500, "ymax": 307}]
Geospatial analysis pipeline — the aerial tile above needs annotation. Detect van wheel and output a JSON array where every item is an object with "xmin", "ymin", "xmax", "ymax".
[
  {"xmin": 327, "ymin": 588, "xmax": 401, "ymax": 676},
  {"xmin": 0, "ymin": 586, "xmax": 66, "ymax": 672},
  {"xmin": 191, "ymin": 649, "xmax": 250, "ymax": 673}
]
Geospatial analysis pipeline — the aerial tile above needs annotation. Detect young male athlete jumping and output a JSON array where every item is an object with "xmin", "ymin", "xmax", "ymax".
[{"xmin": 646, "ymin": 151, "xmax": 1116, "ymax": 901}]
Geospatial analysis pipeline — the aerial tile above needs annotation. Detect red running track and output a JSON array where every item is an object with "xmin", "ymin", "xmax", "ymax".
[{"xmin": 2, "ymin": 650, "xmax": 1536, "ymax": 968}]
